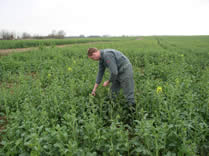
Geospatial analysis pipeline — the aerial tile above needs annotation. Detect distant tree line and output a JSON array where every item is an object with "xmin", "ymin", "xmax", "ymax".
[
  {"xmin": 0, "ymin": 30, "xmax": 16, "ymax": 40},
  {"xmin": 47, "ymin": 30, "xmax": 66, "ymax": 39},
  {"xmin": 0, "ymin": 30, "xmax": 113, "ymax": 40},
  {"xmin": 0, "ymin": 29, "xmax": 67, "ymax": 40}
]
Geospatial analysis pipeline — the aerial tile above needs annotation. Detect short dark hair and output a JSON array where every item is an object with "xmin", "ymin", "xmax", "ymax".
[{"xmin": 88, "ymin": 48, "xmax": 98, "ymax": 56}]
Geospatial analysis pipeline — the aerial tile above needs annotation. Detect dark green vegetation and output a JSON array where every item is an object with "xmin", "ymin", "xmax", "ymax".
[
  {"xmin": 0, "ymin": 37, "xmax": 132, "ymax": 49},
  {"xmin": 0, "ymin": 36, "xmax": 209, "ymax": 155}
]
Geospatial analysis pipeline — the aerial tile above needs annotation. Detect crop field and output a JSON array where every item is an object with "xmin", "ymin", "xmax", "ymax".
[{"xmin": 0, "ymin": 36, "xmax": 208, "ymax": 155}]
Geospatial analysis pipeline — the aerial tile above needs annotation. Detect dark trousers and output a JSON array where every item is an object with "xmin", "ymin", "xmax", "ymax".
[{"xmin": 111, "ymin": 63, "xmax": 135, "ymax": 106}]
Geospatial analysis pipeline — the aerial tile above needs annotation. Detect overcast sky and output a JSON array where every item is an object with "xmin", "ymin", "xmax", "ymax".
[{"xmin": 0, "ymin": 0, "xmax": 209, "ymax": 36}]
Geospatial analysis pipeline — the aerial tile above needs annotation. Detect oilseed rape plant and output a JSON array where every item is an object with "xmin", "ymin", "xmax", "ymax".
[
  {"xmin": 156, "ymin": 86, "xmax": 162, "ymax": 94},
  {"xmin": 68, "ymin": 67, "xmax": 72, "ymax": 72},
  {"xmin": 0, "ymin": 36, "xmax": 209, "ymax": 155}
]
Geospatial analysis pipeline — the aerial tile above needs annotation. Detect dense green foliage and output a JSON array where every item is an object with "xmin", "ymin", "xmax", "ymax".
[
  {"xmin": 0, "ymin": 36, "xmax": 209, "ymax": 155},
  {"xmin": 0, "ymin": 37, "xmax": 131, "ymax": 49}
]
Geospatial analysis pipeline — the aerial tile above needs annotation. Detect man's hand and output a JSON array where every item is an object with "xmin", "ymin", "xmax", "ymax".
[
  {"xmin": 91, "ymin": 83, "xmax": 99, "ymax": 96},
  {"xmin": 103, "ymin": 80, "xmax": 110, "ymax": 87},
  {"xmin": 91, "ymin": 90, "xmax": 96, "ymax": 96}
]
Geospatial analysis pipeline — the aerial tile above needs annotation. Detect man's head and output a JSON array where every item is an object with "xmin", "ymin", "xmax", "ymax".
[{"xmin": 88, "ymin": 48, "xmax": 101, "ymax": 61}]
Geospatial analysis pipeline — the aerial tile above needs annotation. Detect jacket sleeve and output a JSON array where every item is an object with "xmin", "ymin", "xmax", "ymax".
[
  {"xmin": 104, "ymin": 53, "xmax": 118, "ymax": 83},
  {"xmin": 96, "ymin": 61, "xmax": 105, "ymax": 84}
]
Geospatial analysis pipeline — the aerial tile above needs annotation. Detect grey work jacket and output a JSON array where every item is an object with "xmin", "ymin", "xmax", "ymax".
[{"xmin": 96, "ymin": 49, "xmax": 131, "ymax": 84}]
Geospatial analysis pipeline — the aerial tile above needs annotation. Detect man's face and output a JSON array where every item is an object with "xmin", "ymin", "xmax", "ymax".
[{"xmin": 88, "ymin": 51, "xmax": 100, "ymax": 61}]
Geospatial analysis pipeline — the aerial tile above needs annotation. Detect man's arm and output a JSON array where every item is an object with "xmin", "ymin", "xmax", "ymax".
[
  {"xmin": 91, "ymin": 83, "xmax": 99, "ymax": 96},
  {"xmin": 96, "ymin": 61, "xmax": 105, "ymax": 84},
  {"xmin": 92, "ymin": 61, "xmax": 105, "ymax": 96}
]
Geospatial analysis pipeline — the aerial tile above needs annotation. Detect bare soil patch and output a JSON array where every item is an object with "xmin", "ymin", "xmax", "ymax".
[
  {"xmin": 136, "ymin": 37, "xmax": 143, "ymax": 40},
  {"xmin": 0, "ymin": 47, "xmax": 38, "ymax": 55}
]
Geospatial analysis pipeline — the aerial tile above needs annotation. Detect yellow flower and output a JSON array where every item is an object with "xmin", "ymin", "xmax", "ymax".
[
  {"xmin": 68, "ymin": 67, "xmax": 72, "ymax": 72},
  {"xmin": 48, "ymin": 73, "xmax": 51, "ymax": 77},
  {"xmin": 156, "ymin": 86, "xmax": 162, "ymax": 94}
]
